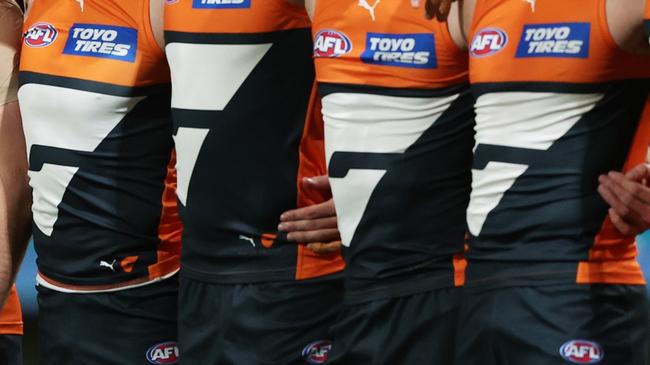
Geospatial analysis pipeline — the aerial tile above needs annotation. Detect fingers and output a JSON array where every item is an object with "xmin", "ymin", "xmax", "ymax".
[
  {"xmin": 598, "ymin": 174, "xmax": 650, "ymax": 236},
  {"xmin": 608, "ymin": 208, "xmax": 639, "ymax": 237},
  {"xmin": 624, "ymin": 164, "xmax": 650, "ymax": 183},
  {"xmin": 606, "ymin": 171, "xmax": 650, "ymax": 205},
  {"xmin": 307, "ymin": 241, "xmax": 342, "ymax": 255},
  {"xmin": 280, "ymin": 199, "xmax": 336, "ymax": 222},
  {"xmin": 436, "ymin": 0, "xmax": 453, "ymax": 21},
  {"xmin": 286, "ymin": 229, "xmax": 341, "ymax": 244},
  {"xmin": 279, "ymin": 216, "xmax": 338, "ymax": 234},
  {"xmin": 425, "ymin": 0, "xmax": 438, "ymax": 19},
  {"xmin": 302, "ymin": 175, "xmax": 330, "ymax": 191}
]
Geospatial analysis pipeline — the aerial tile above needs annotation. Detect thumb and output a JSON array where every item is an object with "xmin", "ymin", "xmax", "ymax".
[
  {"xmin": 302, "ymin": 175, "xmax": 331, "ymax": 190},
  {"xmin": 624, "ymin": 164, "xmax": 650, "ymax": 182}
]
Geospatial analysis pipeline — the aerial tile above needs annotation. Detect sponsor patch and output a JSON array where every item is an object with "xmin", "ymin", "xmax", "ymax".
[
  {"xmin": 559, "ymin": 340, "xmax": 604, "ymax": 364},
  {"xmin": 470, "ymin": 28, "xmax": 508, "ymax": 57},
  {"xmin": 63, "ymin": 24, "xmax": 137, "ymax": 62},
  {"xmin": 516, "ymin": 23, "xmax": 590, "ymax": 58},
  {"xmin": 24, "ymin": 23, "xmax": 58, "ymax": 48},
  {"xmin": 361, "ymin": 33, "xmax": 437, "ymax": 69},
  {"xmin": 193, "ymin": 0, "xmax": 251, "ymax": 8},
  {"xmin": 313, "ymin": 30, "xmax": 352, "ymax": 58},
  {"xmin": 302, "ymin": 340, "xmax": 332, "ymax": 365},
  {"xmin": 146, "ymin": 342, "xmax": 179, "ymax": 365}
]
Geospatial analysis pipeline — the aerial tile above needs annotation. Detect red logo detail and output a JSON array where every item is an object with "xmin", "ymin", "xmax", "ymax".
[
  {"xmin": 313, "ymin": 30, "xmax": 352, "ymax": 58},
  {"xmin": 470, "ymin": 28, "xmax": 507, "ymax": 57},
  {"xmin": 302, "ymin": 340, "xmax": 332, "ymax": 364},
  {"xmin": 559, "ymin": 340, "xmax": 604, "ymax": 364},
  {"xmin": 24, "ymin": 23, "xmax": 58, "ymax": 48},
  {"xmin": 146, "ymin": 342, "xmax": 179, "ymax": 364}
]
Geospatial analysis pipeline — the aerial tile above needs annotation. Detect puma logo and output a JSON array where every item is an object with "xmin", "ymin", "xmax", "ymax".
[
  {"xmin": 75, "ymin": 0, "xmax": 84, "ymax": 11},
  {"xmin": 358, "ymin": 0, "xmax": 381, "ymax": 21},
  {"xmin": 239, "ymin": 235, "xmax": 256, "ymax": 247},
  {"xmin": 100, "ymin": 259, "xmax": 117, "ymax": 272}
]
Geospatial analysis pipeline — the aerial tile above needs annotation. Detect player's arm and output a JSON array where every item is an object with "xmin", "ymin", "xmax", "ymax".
[
  {"xmin": 279, "ymin": 176, "xmax": 341, "ymax": 254},
  {"xmin": 0, "ymin": 1, "xmax": 32, "ymax": 306}
]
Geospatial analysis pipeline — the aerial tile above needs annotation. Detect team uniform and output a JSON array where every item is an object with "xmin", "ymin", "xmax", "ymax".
[
  {"xmin": 457, "ymin": 1, "xmax": 650, "ymax": 364},
  {"xmin": 164, "ymin": 1, "xmax": 344, "ymax": 364},
  {"xmin": 0, "ymin": 2, "xmax": 24, "ymax": 364},
  {"xmin": 19, "ymin": 1, "xmax": 181, "ymax": 363},
  {"xmin": 312, "ymin": 1, "xmax": 471, "ymax": 363}
]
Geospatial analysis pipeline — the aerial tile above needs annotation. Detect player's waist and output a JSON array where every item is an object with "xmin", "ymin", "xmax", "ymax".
[
  {"xmin": 464, "ymin": 258, "xmax": 645, "ymax": 291},
  {"xmin": 36, "ymin": 266, "xmax": 179, "ymax": 294},
  {"xmin": 342, "ymin": 255, "xmax": 465, "ymax": 304},
  {"xmin": 180, "ymin": 235, "xmax": 344, "ymax": 283}
]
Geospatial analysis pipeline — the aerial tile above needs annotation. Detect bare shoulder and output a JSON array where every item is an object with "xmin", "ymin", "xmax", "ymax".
[{"xmin": 606, "ymin": 0, "xmax": 650, "ymax": 54}]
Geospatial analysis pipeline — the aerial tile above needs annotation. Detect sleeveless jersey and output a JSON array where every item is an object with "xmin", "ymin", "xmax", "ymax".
[
  {"xmin": 466, "ymin": 0, "xmax": 650, "ymax": 288},
  {"xmin": 19, "ymin": 0, "xmax": 181, "ymax": 291},
  {"xmin": 164, "ymin": 0, "xmax": 344, "ymax": 282},
  {"xmin": 312, "ymin": 0, "xmax": 471, "ymax": 302}
]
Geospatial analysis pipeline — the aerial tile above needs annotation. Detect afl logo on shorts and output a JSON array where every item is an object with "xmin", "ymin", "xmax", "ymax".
[
  {"xmin": 24, "ymin": 23, "xmax": 58, "ymax": 48},
  {"xmin": 302, "ymin": 340, "xmax": 332, "ymax": 364},
  {"xmin": 313, "ymin": 30, "xmax": 352, "ymax": 58},
  {"xmin": 470, "ymin": 28, "xmax": 507, "ymax": 57},
  {"xmin": 559, "ymin": 340, "xmax": 604, "ymax": 364},
  {"xmin": 145, "ymin": 342, "xmax": 179, "ymax": 364}
]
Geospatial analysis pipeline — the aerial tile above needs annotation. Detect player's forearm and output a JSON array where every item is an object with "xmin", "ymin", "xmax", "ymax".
[{"xmin": 0, "ymin": 101, "xmax": 32, "ymax": 305}]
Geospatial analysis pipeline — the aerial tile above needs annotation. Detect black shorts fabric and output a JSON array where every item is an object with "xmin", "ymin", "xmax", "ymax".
[
  {"xmin": 455, "ymin": 284, "xmax": 649, "ymax": 365},
  {"xmin": 0, "ymin": 335, "xmax": 21, "ymax": 365},
  {"xmin": 328, "ymin": 287, "xmax": 462, "ymax": 365},
  {"xmin": 178, "ymin": 274, "xmax": 344, "ymax": 365},
  {"xmin": 37, "ymin": 276, "xmax": 179, "ymax": 365}
]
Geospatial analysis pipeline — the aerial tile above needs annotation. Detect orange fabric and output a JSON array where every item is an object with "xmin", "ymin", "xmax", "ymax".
[
  {"xmin": 164, "ymin": 0, "xmax": 309, "ymax": 34},
  {"xmin": 469, "ymin": 0, "xmax": 650, "ymax": 84},
  {"xmin": 646, "ymin": 0, "xmax": 650, "ymax": 20},
  {"xmin": 577, "ymin": 97, "xmax": 650, "ymax": 285},
  {"xmin": 21, "ymin": 0, "xmax": 169, "ymax": 87},
  {"xmin": 0, "ymin": 286, "xmax": 22, "ymax": 335},
  {"xmin": 452, "ymin": 253, "xmax": 467, "ymax": 287},
  {"xmin": 295, "ymin": 83, "xmax": 345, "ymax": 280},
  {"xmin": 150, "ymin": 150, "xmax": 182, "ymax": 280},
  {"xmin": 312, "ymin": 0, "xmax": 467, "ymax": 89}
]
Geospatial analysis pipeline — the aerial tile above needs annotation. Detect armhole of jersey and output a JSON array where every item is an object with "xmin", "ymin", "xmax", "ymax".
[
  {"xmin": 311, "ymin": 0, "xmax": 323, "ymax": 24},
  {"xmin": 465, "ymin": 0, "xmax": 483, "ymax": 43},
  {"xmin": 440, "ymin": 9, "xmax": 467, "ymax": 54},
  {"xmin": 142, "ymin": 0, "xmax": 165, "ymax": 57},
  {"xmin": 597, "ymin": 0, "xmax": 623, "ymax": 52}
]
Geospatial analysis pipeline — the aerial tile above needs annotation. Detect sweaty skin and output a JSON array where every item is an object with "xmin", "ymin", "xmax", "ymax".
[{"xmin": 0, "ymin": 0, "xmax": 31, "ymax": 306}]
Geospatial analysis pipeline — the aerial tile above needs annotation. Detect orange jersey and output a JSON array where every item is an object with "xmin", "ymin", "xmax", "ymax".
[
  {"xmin": 0, "ymin": 286, "xmax": 22, "ymax": 335},
  {"xmin": 312, "ymin": 1, "xmax": 471, "ymax": 300},
  {"xmin": 466, "ymin": 0, "xmax": 650, "ymax": 287},
  {"xmin": 19, "ymin": 0, "xmax": 181, "ymax": 291},
  {"xmin": 164, "ymin": 0, "xmax": 343, "ymax": 282},
  {"xmin": 645, "ymin": 0, "xmax": 650, "ymax": 43}
]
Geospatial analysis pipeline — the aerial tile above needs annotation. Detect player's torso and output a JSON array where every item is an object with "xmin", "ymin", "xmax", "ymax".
[
  {"xmin": 312, "ymin": 0, "xmax": 472, "ymax": 301},
  {"xmin": 164, "ymin": 0, "xmax": 343, "ymax": 283},
  {"xmin": 466, "ymin": 0, "xmax": 650, "ymax": 287},
  {"xmin": 19, "ymin": 0, "xmax": 180, "ymax": 291}
]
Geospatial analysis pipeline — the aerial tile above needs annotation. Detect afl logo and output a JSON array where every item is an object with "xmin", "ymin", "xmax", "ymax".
[
  {"xmin": 302, "ymin": 340, "xmax": 332, "ymax": 364},
  {"xmin": 313, "ymin": 30, "xmax": 352, "ymax": 58},
  {"xmin": 145, "ymin": 342, "xmax": 179, "ymax": 364},
  {"xmin": 470, "ymin": 28, "xmax": 507, "ymax": 57},
  {"xmin": 24, "ymin": 23, "xmax": 58, "ymax": 48},
  {"xmin": 559, "ymin": 340, "xmax": 604, "ymax": 364}
]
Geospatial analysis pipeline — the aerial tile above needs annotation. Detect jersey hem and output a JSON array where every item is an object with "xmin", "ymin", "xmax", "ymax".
[
  {"xmin": 36, "ymin": 268, "xmax": 179, "ymax": 293},
  {"xmin": 343, "ymin": 272, "xmax": 455, "ymax": 305},
  {"xmin": 180, "ymin": 264, "xmax": 342, "ymax": 284}
]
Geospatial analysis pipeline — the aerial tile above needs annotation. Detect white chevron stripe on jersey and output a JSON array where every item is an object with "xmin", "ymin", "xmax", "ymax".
[
  {"xmin": 173, "ymin": 127, "xmax": 209, "ymax": 206},
  {"xmin": 323, "ymin": 92, "xmax": 459, "ymax": 247},
  {"xmin": 18, "ymin": 84, "xmax": 144, "ymax": 236},
  {"xmin": 467, "ymin": 91, "xmax": 603, "ymax": 236},
  {"xmin": 166, "ymin": 42, "xmax": 271, "ymax": 206},
  {"xmin": 166, "ymin": 43, "xmax": 272, "ymax": 111}
]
